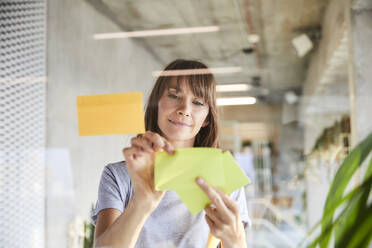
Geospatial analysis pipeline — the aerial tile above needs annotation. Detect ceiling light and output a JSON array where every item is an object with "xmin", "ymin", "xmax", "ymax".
[
  {"xmin": 248, "ymin": 34, "xmax": 260, "ymax": 43},
  {"xmin": 216, "ymin": 84, "xmax": 252, "ymax": 92},
  {"xmin": 285, "ymin": 91, "xmax": 298, "ymax": 104},
  {"xmin": 94, "ymin": 26, "xmax": 220, "ymax": 40},
  {"xmin": 152, "ymin": 67, "xmax": 242, "ymax": 77},
  {"xmin": 217, "ymin": 97, "xmax": 256, "ymax": 106},
  {"xmin": 292, "ymin": 34, "xmax": 313, "ymax": 57}
]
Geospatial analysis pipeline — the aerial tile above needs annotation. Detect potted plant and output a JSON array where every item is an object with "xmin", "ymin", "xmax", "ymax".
[{"xmin": 302, "ymin": 132, "xmax": 372, "ymax": 247}]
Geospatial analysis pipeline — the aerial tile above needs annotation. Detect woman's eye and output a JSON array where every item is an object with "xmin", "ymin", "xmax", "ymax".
[
  {"xmin": 193, "ymin": 101, "xmax": 204, "ymax": 106},
  {"xmin": 168, "ymin": 94, "xmax": 179, "ymax": 99}
]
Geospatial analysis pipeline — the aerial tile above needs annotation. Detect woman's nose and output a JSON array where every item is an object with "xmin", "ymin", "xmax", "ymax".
[
  {"xmin": 177, "ymin": 110, "xmax": 190, "ymax": 117},
  {"xmin": 177, "ymin": 101, "xmax": 191, "ymax": 117}
]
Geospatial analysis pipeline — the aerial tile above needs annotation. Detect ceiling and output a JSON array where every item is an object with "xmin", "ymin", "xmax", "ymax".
[{"xmin": 87, "ymin": 0, "xmax": 330, "ymax": 103}]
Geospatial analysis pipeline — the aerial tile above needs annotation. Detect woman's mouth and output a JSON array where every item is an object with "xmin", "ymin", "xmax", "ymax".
[{"xmin": 168, "ymin": 119, "xmax": 191, "ymax": 127}]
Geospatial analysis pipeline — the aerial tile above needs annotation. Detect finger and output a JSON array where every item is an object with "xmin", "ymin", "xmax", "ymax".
[
  {"xmin": 124, "ymin": 146, "xmax": 145, "ymax": 162},
  {"xmin": 123, "ymin": 147, "xmax": 135, "ymax": 164},
  {"xmin": 163, "ymin": 139, "xmax": 175, "ymax": 155},
  {"xmin": 144, "ymin": 131, "xmax": 174, "ymax": 154},
  {"xmin": 205, "ymin": 213, "xmax": 215, "ymax": 228},
  {"xmin": 131, "ymin": 144, "xmax": 146, "ymax": 157},
  {"xmin": 196, "ymin": 177, "xmax": 231, "ymax": 222},
  {"xmin": 214, "ymin": 187, "xmax": 240, "ymax": 215},
  {"xmin": 143, "ymin": 131, "xmax": 165, "ymax": 151},
  {"xmin": 131, "ymin": 137, "xmax": 153, "ymax": 153},
  {"xmin": 205, "ymin": 215, "xmax": 222, "ymax": 238},
  {"xmin": 205, "ymin": 205, "xmax": 223, "ymax": 225}
]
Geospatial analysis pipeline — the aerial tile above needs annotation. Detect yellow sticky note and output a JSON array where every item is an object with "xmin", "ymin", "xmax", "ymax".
[
  {"xmin": 155, "ymin": 148, "xmax": 251, "ymax": 214},
  {"xmin": 77, "ymin": 92, "xmax": 145, "ymax": 136}
]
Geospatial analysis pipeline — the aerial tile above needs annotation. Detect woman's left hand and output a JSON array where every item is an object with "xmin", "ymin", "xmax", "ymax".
[{"xmin": 196, "ymin": 177, "xmax": 247, "ymax": 248}]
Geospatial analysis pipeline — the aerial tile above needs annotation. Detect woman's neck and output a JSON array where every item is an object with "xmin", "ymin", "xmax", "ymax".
[{"xmin": 169, "ymin": 138, "xmax": 195, "ymax": 149}]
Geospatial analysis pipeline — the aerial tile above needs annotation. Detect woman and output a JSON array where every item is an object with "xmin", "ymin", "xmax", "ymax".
[{"xmin": 92, "ymin": 59, "xmax": 250, "ymax": 248}]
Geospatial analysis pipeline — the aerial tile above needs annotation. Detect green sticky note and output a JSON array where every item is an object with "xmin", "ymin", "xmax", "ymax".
[{"xmin": 154, "ymin": 148, "xmax": 251, "ymax": 214}]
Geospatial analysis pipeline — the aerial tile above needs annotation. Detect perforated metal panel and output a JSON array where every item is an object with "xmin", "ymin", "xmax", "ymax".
[{"xmin": 0, "ymin": 1, "xmax": 46, "ymax": 247}]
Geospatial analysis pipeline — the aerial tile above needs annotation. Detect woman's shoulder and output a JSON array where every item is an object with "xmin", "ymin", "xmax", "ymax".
[
  {"xmin": 103, "ymin": 160, "xmax": 131, "ymax": 183},
  {"xmin": 105, "ymin": 160, "xmax": 127, "ymax": 170}
]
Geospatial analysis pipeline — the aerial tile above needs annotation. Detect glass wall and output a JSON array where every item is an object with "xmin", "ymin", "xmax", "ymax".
[{"xmin": 1, "ymin": 0, "xmax": 372, "ymax": 247}]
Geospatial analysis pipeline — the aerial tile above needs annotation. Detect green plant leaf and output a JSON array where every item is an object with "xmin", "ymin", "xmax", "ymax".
[
  {"xmin": 305, "ymin": 175, "xmax": 372, "ymax": 247},
  {"xmin": 334, "ymin": 156, "xmax": 372, "ymax": 247},
  {"xmin": 337, "ymin": 203, "xmax": 372, "ymax": 248},
  {"xmin": 299, "ymin": 176, "xmax": 372, "ymax": 247},
  {"xmin": 320, "ymin": 132, "xmax": 372, "ymax": 247},
  {"xmin": 334, "ymin": 188, "xmax": 370, "ymax": 248}
]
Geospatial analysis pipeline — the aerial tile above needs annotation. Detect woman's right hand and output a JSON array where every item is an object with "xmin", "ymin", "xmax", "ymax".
[{"xmin": 122, "ymin": 131, "xmax": 174, "ymax": 211}]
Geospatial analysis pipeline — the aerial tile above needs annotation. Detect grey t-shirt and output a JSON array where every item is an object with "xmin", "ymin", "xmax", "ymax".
[{"xmin": 92, "ymin": 161, "xmax": 250, "ymax": 248}]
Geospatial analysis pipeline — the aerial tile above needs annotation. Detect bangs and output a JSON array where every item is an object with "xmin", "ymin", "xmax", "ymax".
[
  {"xmin": 160, "ymin": 59, "xmax": 215, "ymax": 104},
  {"xmin": 168, "ymin": 74, "xmax": 214, "ymax": 104}
]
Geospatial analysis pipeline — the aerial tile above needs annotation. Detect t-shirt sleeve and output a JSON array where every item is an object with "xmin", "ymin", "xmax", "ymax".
[
  {"xmin": 91, "ymin": 164, "xmax": 127, "ymax": 225},
  {"xmin": 231, "ymin": 187, "xmax": 251, "ymax": 228}
]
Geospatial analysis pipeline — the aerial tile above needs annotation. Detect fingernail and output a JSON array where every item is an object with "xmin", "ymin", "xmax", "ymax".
[{"xmin": 196, "ymin": 177, "xmax": 204, "ymax": 184}]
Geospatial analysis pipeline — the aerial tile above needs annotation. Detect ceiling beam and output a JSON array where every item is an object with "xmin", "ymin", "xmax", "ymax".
[{"xmin": 352, "ymin": 0, "xmax": 372, "ymax": 10}]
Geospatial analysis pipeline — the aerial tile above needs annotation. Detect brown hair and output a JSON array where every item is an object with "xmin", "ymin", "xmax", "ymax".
[{"xmin": 144, "ymin": 59, "xmax": 219, "ymax": 148}]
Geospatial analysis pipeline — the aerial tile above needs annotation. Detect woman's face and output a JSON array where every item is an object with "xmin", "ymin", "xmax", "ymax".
[{"xmin": 157, "ymin": 78, "xmax": 209, "ymax": 146}]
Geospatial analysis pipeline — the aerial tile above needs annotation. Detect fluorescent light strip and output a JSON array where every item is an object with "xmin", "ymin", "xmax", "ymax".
[
  {"xmin": 248, "ymin": 34, "xmax": 260, "ymax": 43},
  {"xmin": 216, "ymin": 84, "xmax": 251, "ymax": 92},
  {"xmin": 152, "ymin": 67, "xmax": 242, "ymax": 77},
  {"xmin": 94, "ymin": 26, "xmax": 220, "ymax": 40},
  {"xmin": 217, "ymin": 97, "xmax": 256, "ymax": 106}
]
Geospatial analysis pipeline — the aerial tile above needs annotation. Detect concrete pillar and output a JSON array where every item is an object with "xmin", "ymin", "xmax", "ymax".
[{"xmin": 348, "ymin": 1, "xmax": 372, "ymax": 146}]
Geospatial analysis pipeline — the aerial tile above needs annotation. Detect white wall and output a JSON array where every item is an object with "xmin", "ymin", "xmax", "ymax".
[{"xmin": 47, "ymin": 0, "xmax": 162, "ymax": 247}]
